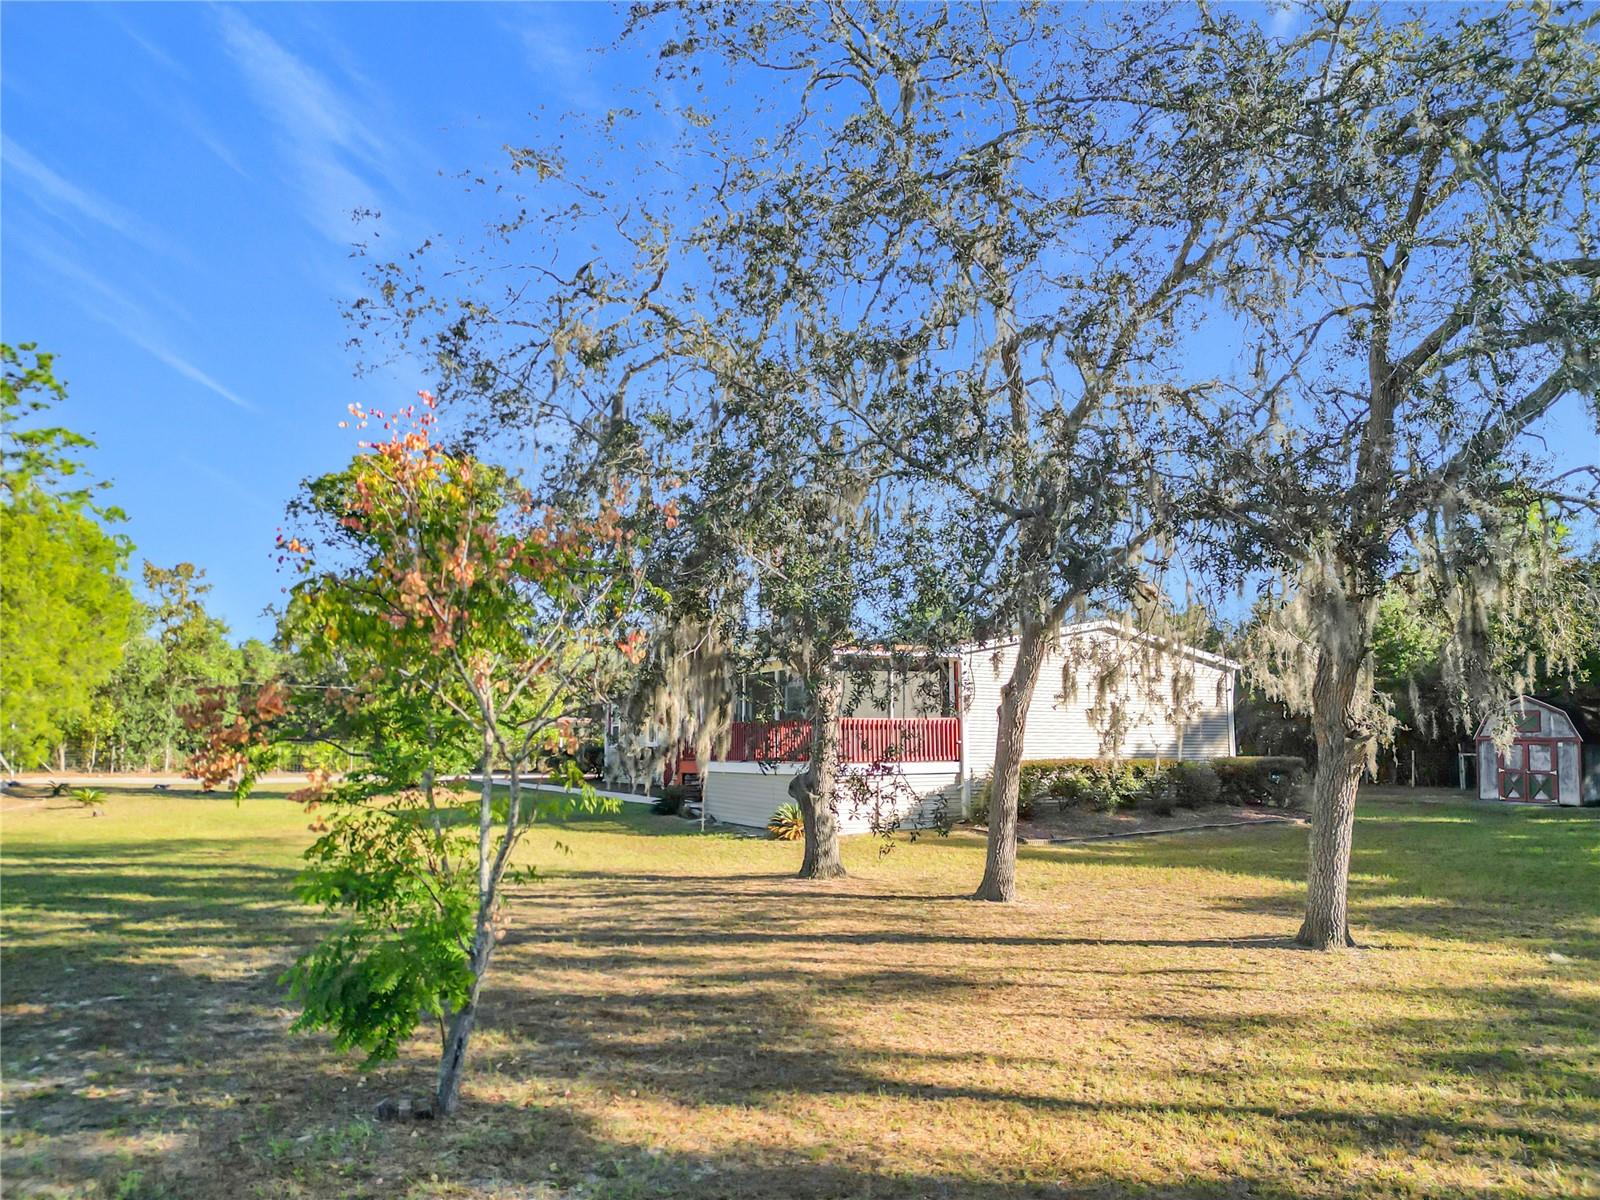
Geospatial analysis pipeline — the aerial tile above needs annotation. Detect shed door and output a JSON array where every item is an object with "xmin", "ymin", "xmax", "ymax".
[{"xmin": 1500, "ymin": 740, "xmax": 1559, "ymax": 803}]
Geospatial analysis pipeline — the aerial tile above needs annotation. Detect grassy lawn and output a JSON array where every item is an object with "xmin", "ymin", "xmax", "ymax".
[{"xmin": 2, "ymin": 786, "xmax": 1597, "ymax": 1199}]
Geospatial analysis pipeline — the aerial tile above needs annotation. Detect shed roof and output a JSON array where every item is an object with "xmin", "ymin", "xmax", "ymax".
[
  {"xmin": 1536, "ymin": 695, "xmax": 1598, "ymax": 742},
  {"xmin": 1474, "ymin": 694, "xmax": 1593, "ymax": 742}
]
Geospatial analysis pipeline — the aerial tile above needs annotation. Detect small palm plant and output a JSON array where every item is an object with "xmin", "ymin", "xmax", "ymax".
[
  {"xmin": 71, "ymin": 787, "xmax": 106, "ymax": 815},
  {"xmin": 768, "ymin": 802, "xmax": 805, "ymax": 841}
]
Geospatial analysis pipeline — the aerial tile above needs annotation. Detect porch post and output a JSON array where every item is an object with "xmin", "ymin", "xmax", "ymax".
[{"xmin": 956, "ymin": 654, "xmax": 970, "ymax": 817}]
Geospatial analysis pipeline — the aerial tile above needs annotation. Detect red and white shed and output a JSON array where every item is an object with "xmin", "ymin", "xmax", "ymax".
[{"xmin": 1473, "ymin": 696, "xmax": 1593, "ymax": 806}]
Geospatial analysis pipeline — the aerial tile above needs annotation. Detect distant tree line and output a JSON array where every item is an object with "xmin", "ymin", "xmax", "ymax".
[
  {"xmin": 64, "ymin": 562, "xmax": 284, "ymax": 774},
  {"xmin": 1236, "ymin": 536, "xmax": 1600, "ymax": 782},
  {"xmin": 0, "ymin": 343, "xmax": 288, "ymax": 776}
]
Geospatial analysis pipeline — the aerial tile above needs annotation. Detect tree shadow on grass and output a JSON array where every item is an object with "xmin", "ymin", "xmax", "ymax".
[
  {"xmin": 0, "ymin": 838, "xmax": 353, "ymax": 1198},
  {"xmin": 1365, "ymin": 977, "xmax": 1600, "ymax": 1104},
  {"xmin": 328, "ymin": 1096, "xmax": 1594, "ymax": 1200},
  {"xmin": 1, "ymin": 843, "xmax": 314, "ymax": 955},
  {"xmin": 139, "ymin": 1088, "xmax": 1591, "ymax": 1200},
  {"xmin": 8, "ymin": 808, "xmax": 1596, "ymax": 1199},
  {"xmin": 1053, "ymin": 801, "xmax": 1599, "ymax": 952},
  {"xmin": 123, "ymin": 866, "xmax": 1589, "ymax": 1199}
]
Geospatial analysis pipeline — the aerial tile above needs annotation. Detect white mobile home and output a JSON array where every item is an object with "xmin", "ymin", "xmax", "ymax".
[{"xmin": 632, "ymin": 620, "xmax": 1238, "ymax": 833}]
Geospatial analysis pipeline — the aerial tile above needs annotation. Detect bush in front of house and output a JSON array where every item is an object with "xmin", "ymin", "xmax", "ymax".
[
  {"xmin": 652, "ymin": 784, "xmax": 688, "ymax": 816},
  {"xmin": 1014, "ymin": 756, "xmax": 1303, "ymax": 813},
  {"xmin": 1168, "ymin": 761, "xmax": 1222, "ymax": 808},
  {"xmin": 1139, "ymin": 771, "xmax": 1178, "ymax": 816},
  {"xmin": 970, "ymin": 755, "xmax": 1307, "ymax": 823},
  {"xmin": 1209, "ymin": 756, "xmax": 1307, "ymax": 807},
  {"xmin": 1015, "ymin": 779, "xmax": 1040, "ymax": 821},
  {"xmin": 1022, "ymin": 759, "xmax": 1152, "ymax": 814},
  {"xmin": 970, "ymin": 778, "xmax": 1035, "ymax": 825}
]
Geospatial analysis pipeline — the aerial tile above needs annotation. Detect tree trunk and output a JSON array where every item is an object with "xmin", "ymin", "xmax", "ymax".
[
  {"xmin": 973, "ymin": 622, "xmax": 1052, "ymax": 903},
  {"xmin": 435, "ymin": 994, "xmax": 477, "ymax": 1116},
  {"xmin": 434, "ymin": 941, "xmax": 493, "ymax": 1115},
  {"xmin": 792, "ymin": 670, "xmax": 845, "ymax": 879},
  {"xmin": 1298, "ymin": 740, "xmax": 1363, "ymax": 949},
  {"xmin": 437, "ymin": 744, "xmax": 501, "ymax": 1116},
  {"xmin": 1296, "ymin": 629, "xmax": 1368, "ymax": 950}
]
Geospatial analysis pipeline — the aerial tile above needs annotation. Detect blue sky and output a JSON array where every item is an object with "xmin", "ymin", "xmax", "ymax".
[
  {"xmin": 2, "ymin": 2, "xmax": 630, "ymax": 639},
  {"xmin": 4, "ymin": 4, "xmax": 1595, "ymax": 642}
]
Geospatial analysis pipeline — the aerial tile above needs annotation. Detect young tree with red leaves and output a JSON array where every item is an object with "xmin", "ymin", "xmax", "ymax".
[{"xmin": 189, "ymin": 395, "xmax": 655, "ymax": 1114}]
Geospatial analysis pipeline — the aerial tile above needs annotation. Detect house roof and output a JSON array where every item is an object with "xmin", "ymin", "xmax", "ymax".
[
  {"xmin": 750, "ymin": 621, "xmax": 1241, "ymax": 675},
  {"xmin": 961, "ymin": 619, "xmax": 1241, "ymax": 672}
]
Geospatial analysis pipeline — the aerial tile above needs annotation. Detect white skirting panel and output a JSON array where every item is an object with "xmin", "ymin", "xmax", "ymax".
[{"xmin": 702, "ymin": 761, "xmax": 964, "ymax": 833}]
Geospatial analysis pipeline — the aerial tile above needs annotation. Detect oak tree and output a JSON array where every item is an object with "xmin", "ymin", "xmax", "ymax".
[
  {"xmin": 632, "ymin": 1, "xmax": 1289, "ymax": 899},
  {"xmin": 1204, "ymin": 3, "xmax": 1599, "ymax": 948}
]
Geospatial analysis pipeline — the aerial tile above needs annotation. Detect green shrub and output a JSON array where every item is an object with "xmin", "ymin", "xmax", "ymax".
[
  {"xmin": 980, "ymin": 756, "xmax": 1293, "ymax": 821},
  {"xmin": 1210, "ymin": 756, "xmax": 1307, "ymax": 807},
  {"xmin": 1021, "ymin": 760, "xmax": 1150, "ymax": 813},
  {"xmin": 1169, "ymin": 761, "xmax": 1221, "ymax": 808},
  {"xmin": 1140, "ymin": 773, "xmax": 1177, "ymax": 816},
  {"xmin": 969, "ymin": 777, "xmax": 1035, "ymax": 823},
  {"xmin": 651, "ymin": 785, "xmax": 688, "ymax": 816},
  {"xmin": 1044, "ymin": 767, "xmax": 1094, "ymax": 811},
  {"xmin": 1014, "ymin": 757, "xmax": 1294, "ymax": 814},
  {"xmin": 1016, "ymin": 781, "xmax": 1039, "ymax": 821},
  {"xmin": 768, "ymin": 802, "xmax": 805, "ymax": 840}
]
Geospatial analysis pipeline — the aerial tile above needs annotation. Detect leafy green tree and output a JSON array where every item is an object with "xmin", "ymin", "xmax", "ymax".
[
  {"xmin": 675, "ymin": 396, "xmax": 885, "ymax": 879},
  {"xmin": 1, "ymin": 500, "xmax": 139, "ymax": 770},
  {"xmin": 1, "ymin": 342, "xmax": 119, "ymax": 512},
  {"xmin": 191, "ymin": 398, "xmax": 652, "ymax": 1115},
  {"xmin": 1371, "ymin": 586, "xmax": 1448, "ymax": 696},
  {"xmin": 140, "ymin": 562, "xmax": 239, "ymax": 771},
  {"xmin": 624, "ymin": 2, "xmax": 1288, "ymax": 901},
  {"xmin": 76, "ymin": 590, "xmax": 278, "ymax": 771},
  {"xmin": 0, "ymin": 344, "xmax": 135, "ymax": 770},
  {"xmin": 88, "ymin": 630, "xmax": 166, "ymax": 770},
  {"xmin": 237, "ymin": 637, "xmax": 281, "ymax": 684},
  {"xmin": 1209, "ymin": 5, "xmax": 1599, "ymax": 948}
]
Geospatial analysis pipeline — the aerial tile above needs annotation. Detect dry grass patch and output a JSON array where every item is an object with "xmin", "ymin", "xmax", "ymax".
[{"xmin": 3, "ymin": 786, "xmax": 1597, "ymax": 1198}]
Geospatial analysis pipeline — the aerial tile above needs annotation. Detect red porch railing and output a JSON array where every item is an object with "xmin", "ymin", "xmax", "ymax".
[
  {"xmin": 723, "ymin": 717, "xmax": 961, "ymax": 764},
  {"xmin": 726, "ymin": 720, "xmax": 814, "ymax": 762}
]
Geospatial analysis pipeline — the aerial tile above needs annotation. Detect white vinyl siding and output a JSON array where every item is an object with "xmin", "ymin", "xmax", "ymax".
[
  {"xmin": 963, "ymin": 630, "xmax": 1236, "ymax": 775},
  {"xmin": 700, "ymin": 764, "xmax": 797, "ymax": 829}
]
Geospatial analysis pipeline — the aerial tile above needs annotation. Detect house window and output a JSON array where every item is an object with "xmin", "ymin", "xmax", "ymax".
[
  {"xmin": 1514, "ymin": 711, "xmax": 1541, "ymax": 734},
  {"xmin": 782, "ymin": 674, "xmax": 808, "ymax": 717}
]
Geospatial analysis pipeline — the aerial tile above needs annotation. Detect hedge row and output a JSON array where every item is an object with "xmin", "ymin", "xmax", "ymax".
[
  {"xmin": 973, "ymin": 755, "xmax": 1307, "ymax": 821},
  {"xmin": 1207, "ymin": 757, "xmax": 1309, "ymax": 808}
]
